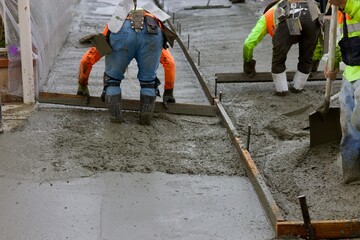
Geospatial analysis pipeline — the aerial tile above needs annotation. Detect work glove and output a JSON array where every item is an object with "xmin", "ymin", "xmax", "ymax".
[
  {"xmin": 163, "ymin": 89, "xmax": 176, "ymax": 109},
  {"xmin": 77, "ymin": 83, "xmax": 90, "ymax": 97},
  {"xmin": 324, "ymin": 62, "xmax": 340, "ymax": 81},
  {"xmin": 328, "ymin": 0, "xmax": 347, "ymax": 8},
  {"xmin": 243, "ymin": 59, "xmax": 256, "ymax": 78}
]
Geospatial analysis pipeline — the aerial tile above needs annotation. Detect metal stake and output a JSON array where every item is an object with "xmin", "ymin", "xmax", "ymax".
[
  {"xmin": 178, "ymin": 22, "xmax": 181, "ymax": 35},
  {"xmin": 219, "ymin": 91, "xmax": 222, "ymax": 102},
  {"xmin": 298, "ymin": 195, "xmax": 315, "ymax": 240},
  {"xmin": 172, "ymin": 12, "xmax": 175, "ymax": 24},
  {"xmin": 0, "ymin": 103, "xmax": 3, "ymax": 133},
  {"xmin": 187, "ymin": 34, "xmax": 190, "ymax": 49},
  {"xmin": 246, "ymin": 124, "xmax": 251, "ymax": 151},
  {"xmin": 215, "ymin": 77, "xmax": 218, "ymax": 96},
  {"xmin": 195, "ymin": 49, "xmax": 200, "ymax": 66}
]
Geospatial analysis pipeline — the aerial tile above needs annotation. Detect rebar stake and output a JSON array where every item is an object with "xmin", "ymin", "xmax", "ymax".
[
  {"xmin": 298, "ymin": 195, "xmax": 315, "ymax": 240},
  {"xmin": 219, "ymin": 91, "xmax": 222, "ymax": 102},
  {"xmin": 172, "ymin": 12, "xmax": 175, "ymax": 24},
  {"xmin": 187, "ymin": 34, "xmax": 190, "ymax": 49},
  {"xmin": 246, "ymin": 124, "xmax": 251, "ymax": 151},
  {"xmin": 215, "ymin": 77, "xmax": 218, "ymax": 96},
  {"xmin": 195, "ymin": 49, "xmax": 200, "ymax": 66},
  {"xmin": 0, "ymin": 103, "xmax": 3, "ymax": 134}
]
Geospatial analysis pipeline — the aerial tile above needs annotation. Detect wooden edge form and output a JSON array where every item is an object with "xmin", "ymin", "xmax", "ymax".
[
  {"xmin": 277, "ymin": 219, "xmax": 360, "ymax": 239},
  {"xmin": 215, "ymin": 71, "xmax": 343, "ymax": 83},
  {"xmin": 184, "ymin": 5, "xmax": 231, "ymax": 10},
  {"xmin": 214, "ymin": 99, "xmax": 284, "ymax": 232},
  {"xmin": 38, "ymin": 92, "xmax": 217, "ymax": 117}
]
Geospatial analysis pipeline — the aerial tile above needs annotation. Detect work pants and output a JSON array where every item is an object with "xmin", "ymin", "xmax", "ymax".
[
  {"xmin": 339, "ymin": 78, "xmax": 360, "ymax": 181},
  {"xmin": 105, "ymin": 19, "xmax": 163, "ymax": 97},
  {"xmin": 272, "ymin": 8, "xmax": 320, "ymax": 74}
]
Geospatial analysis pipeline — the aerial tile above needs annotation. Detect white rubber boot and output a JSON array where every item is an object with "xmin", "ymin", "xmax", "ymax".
[
  {"xmin": 271, "ymin": 71, "xmax": 288, "ymax": 96},
  {"xmin": 290, "ymin": 70, "xmax": 310, "ymax": 93}
]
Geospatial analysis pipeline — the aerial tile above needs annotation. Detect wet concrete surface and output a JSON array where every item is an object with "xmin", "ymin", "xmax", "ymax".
[{"xmin": 0, "ymin": 0, "xmax": 276, "ymax": 239}]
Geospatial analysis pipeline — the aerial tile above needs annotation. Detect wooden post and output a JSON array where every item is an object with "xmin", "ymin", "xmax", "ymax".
[{"xmin": 18, "ymin": 0, "xmax": 35, "ymax": 104}]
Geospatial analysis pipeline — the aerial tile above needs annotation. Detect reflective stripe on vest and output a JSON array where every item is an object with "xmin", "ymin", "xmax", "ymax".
[
  {"xmin": 265, "ymin": 8, "xmax": 276, "ymax": 37},
  {"xmin": 340, "ymin": 22, "xmax": 360, "ymax": 34}
]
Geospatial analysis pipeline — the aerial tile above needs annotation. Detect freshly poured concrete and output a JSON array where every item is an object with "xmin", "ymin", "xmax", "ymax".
[
  {"xmin": 0, "ymin": 0, "xmax": 276, "ymax": 239},
  {"xmin": 0, "ymin": 173, "xmax": 273, "ymax": 240}
]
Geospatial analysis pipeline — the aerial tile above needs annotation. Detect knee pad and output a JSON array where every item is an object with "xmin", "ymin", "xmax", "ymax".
[
  {"xmin": 140, "ymin": 77, "xmax": 161, "ymax": 97},
  {"xmin": 101, "ymin": 73, "xmax": 121, "ymax": 101}
]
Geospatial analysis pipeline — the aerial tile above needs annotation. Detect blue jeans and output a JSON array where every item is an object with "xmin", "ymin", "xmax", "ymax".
[
  {"xmin": 339, "ymin": 78, "xmax": 360, "ymax": 181},
  {"xmin": 105, "ymin": 19, "xmax": 163, "ymax": 97}
]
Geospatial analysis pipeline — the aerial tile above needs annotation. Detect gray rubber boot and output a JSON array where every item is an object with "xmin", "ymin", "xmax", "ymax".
[
  {"xmin": 139, "ymin": 94, "xmax": 156, "ymax": 125},
  {"xmin": 105, "ymin": 93, "xmax": 122, "ymax": 123}
]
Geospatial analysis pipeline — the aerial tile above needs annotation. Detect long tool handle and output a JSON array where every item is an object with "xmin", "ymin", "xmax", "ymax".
[{"xmin": 323, "ymin": 5, "xmax": 339, "ymax": 113}]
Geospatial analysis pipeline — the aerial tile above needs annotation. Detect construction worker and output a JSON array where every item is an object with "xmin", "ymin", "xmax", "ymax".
[
  {"xmin": 78, "ymin": 1, "xmax": 175, "ymax": 125},
  {"xmin": 325, "ymin": 0, "xmax": 360, "ymax": 183},
  {"xmin": 243, "ymin": 0, "xmax": 321, "ymax": 96},
  {"xmin": 77, "ymin": 25, "xmax": 176, "ymax": 110}
]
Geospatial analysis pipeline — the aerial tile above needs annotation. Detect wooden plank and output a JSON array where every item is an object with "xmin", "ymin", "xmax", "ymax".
[
  {"xmin": 184, "ymin": 5, "xmax": 231, "ymax": 10},
  {"xmin": 277, "ymin": 219, "xmax": 360, "ymax": 239},
  {"xmin": 215, "ymin": 71, "xmax": 343, "ymax": 83},
  {"xmin": 38, "ymin": 92, "xmax": 217, "ymax": 117}
]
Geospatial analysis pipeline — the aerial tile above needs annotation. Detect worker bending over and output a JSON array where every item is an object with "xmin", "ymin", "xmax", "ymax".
[
  {"xmin": 243, "ymin": 0, "xmax": 321, "ymax": 95},
  {"xmin": 78, "ymin": 1, "xmax": 175, "ymax": 125}
]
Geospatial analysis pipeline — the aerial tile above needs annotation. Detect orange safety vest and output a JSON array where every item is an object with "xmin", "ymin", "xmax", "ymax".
[{"xmin": 264, "ymin": 8, "xmax": 276, "ymax": 37}]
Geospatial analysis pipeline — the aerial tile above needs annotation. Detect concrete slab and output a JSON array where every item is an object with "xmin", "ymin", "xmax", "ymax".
[
  {"xmin": 0, "ymin": 173, "xmax": 274, "ymax": 240},
  {"xmin": 0, "ymin": 0, "xmax": 275, "ymax": 239}
]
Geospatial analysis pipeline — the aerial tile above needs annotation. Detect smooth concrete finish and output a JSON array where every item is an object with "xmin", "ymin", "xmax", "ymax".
[{"xmin": 0, "ymin": 173, "xmax": 274, "ymax": 240}]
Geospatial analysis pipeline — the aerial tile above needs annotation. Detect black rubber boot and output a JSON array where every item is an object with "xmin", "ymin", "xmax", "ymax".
[
  {"xmin": 105, "ymin": 93, "xmax": 122, "ymax": 123},
  {"xmin": 139, "ymin": 94, "xmax": 156, "ymax": 125}
]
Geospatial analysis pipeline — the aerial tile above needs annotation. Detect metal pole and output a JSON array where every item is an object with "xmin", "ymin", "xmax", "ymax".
[
  {"xmin": 195, "ymin": 49, "xmax": 200, "ymax": 66},
  {"xmin": 187, "ymin": 34, "xmax": 190, "ymax": 49},
  {"xmin": 215, "ymin": 77, "xmax": 217, "ymax": 96},
  {"xmin": 0, "ymin": 102, "xmax": 3, "ymax": 133},
  {"xmin": 18, "ymin": 0, "xmax": 35, "ymax": 104},
  {"xmin": 298, "ymin": 195, "xmax": 315, "ymax": 240},
  {"xmin": 246, "ymin": 124, "xmax": 251, "ymax": 151}
]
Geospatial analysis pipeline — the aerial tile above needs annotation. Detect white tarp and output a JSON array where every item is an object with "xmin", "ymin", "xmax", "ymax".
[{"xmin": 0, "ymin": 0, "xmax": 79, "ymax": 98}]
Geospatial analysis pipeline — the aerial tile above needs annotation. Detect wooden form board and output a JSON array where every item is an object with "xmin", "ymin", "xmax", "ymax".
[
  {"xmin": 38, "ymin": 92, "xmax": 217, "ymax": 117},
  {"xmin": 184, "ymin": 5, "xmax": 231, "ymax": 10},
  {"xmin": 277, "ymin": 219, "xmax": 360, "ymax": 239},
  {"xmin": 217, "ymin": 95, "xmax": 360, "ymax": 239},
  {"xmin": 215, "ymin": 71, "xmax": 343, "ymax": 83}
]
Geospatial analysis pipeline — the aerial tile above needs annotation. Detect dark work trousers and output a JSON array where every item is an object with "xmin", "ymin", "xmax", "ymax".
[{"xmin": 271, "ymin": 9, "xmax": 320, "ymax": 74}]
